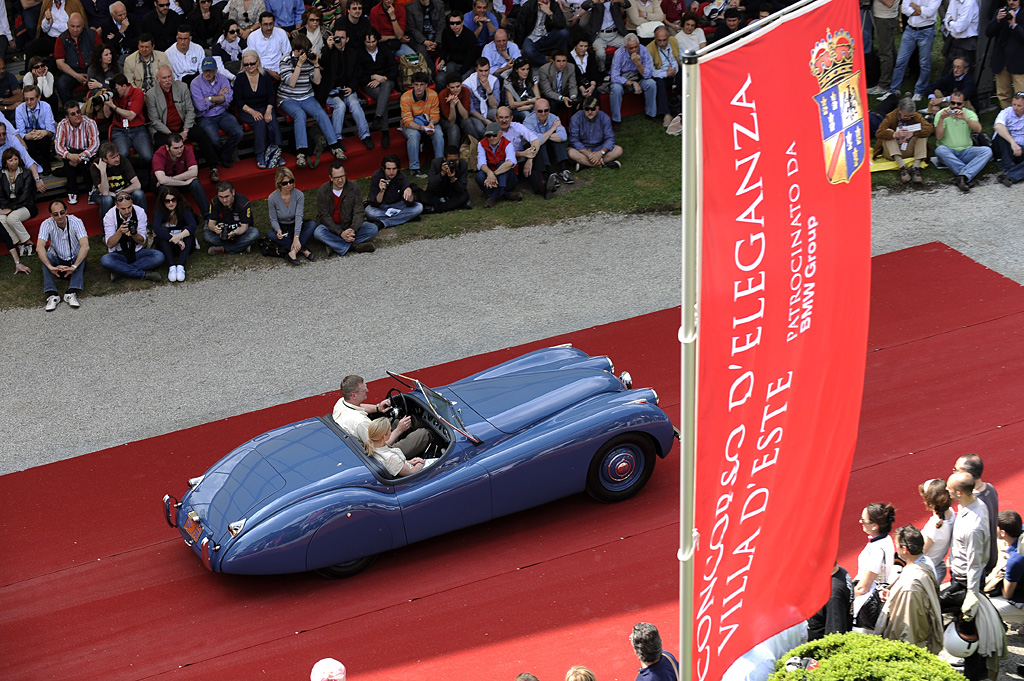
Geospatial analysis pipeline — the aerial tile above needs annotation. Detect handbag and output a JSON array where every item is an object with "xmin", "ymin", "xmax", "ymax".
[
  {"xmin": 257, "ymin": 236, "xmax": 288, "ymax": 258},
  {"xmin": 853, "ymin": 584, "xmax": 886, "ymax": 629}
]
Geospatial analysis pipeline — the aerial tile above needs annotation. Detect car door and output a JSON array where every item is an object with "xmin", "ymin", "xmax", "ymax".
[{"xmin": 394, "ymin": 447, "xmax": 492, "ymax": 545}]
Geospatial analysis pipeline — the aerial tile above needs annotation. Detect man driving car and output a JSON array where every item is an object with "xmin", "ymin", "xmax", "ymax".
[{"xmin": 333, "ymin": 374, "xmax": 433, "ymax": 457}]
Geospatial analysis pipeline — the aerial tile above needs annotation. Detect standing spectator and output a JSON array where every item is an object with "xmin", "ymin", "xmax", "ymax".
[
  {"xmin": 585, "ymin": 0, "xmax": 632, "ymax": 72},
  {"xmin": 234, "ymin": 50, "xmax": 286, "ymax": 168},
  {"xmin": 123, "ymin": 34, "xmax": 171, "ymax": 92},
  {"xmin": 436, "ymin": 12, "xmax": 479, "ymax": 88},
  {"xmin": 941, "ymin": 0, "xmax": 979, "ymax": 75},
  {"xmin": 54, "ymin": 101, "xmax": 101, "ymax": 204},
  {"xmin": 883, "ymin": 0, "xmax": 940, "ymax": 101},
  {"xmin": 994, "ymin": 92, "xmax": 1024, "ymax": 186},
  {"xmin": 865, "ymin": 0, "xmax": 898, "ymax": 96},
  {"xmin": 264, "ymin": 0, "xmax": 303, "ymax": 32},
  {"xmin": 319, "ymin": 27, "xmax": 374, "ymax": 151},
  {"xmin": 934, "ymin": 90, "xmax": 991, "ymax": 192},
  {"xmin": 101, "ymin": 2, "xmax": 141, "ymax": 64},
  {"xmin": 140, "ymin": 0, "xmax": 184, "ymax": 50},
  {"xmin": 628, "ymin": 622, "xmax": 679, "ymax": 680},
  {"xmin": 313, "ymin": 160, "xmax": 378, "ymax": 255},
  {"xmin": 405, "ymin": 0, "xmax": 445, "ymax": 63},
  {"xmin": 91, "ymin": 141, "xmax": 147, "ymax": 216},
  {"xmin": 986, "ymin": 510, "xmax": 1024, "ymax": 627},
  {"xmin": 101, "ymin": 190, "xmax": 164, "ymax": 282},
  {"xmin": 167, "ymin": 25, "xmax": 205, "ymax": 82},
  {"xmin": 0, "ymin": 149, "xmax": 39, "ymax": 260},
  {"xmin": 852, "ymin": 501, "xmax": 897, "ymax": 632},
  {"xmin": 400, "ymin": 71, "xmax": 443, "ymax": 178},
  {"xmin": 418, "ymin": 144, "xmax": 469, "ymax": 213},
  {"xmin": 505, "ymin": 57, "xmax": 541, "ymax": 120},
  {"xmin": 279, "ymin": 34, "xmax": 347, "ymax": 167},
  {"xmin": 14, "ymin": 85, "xmax": 55, "ymax": 175},
  {"xmin": 955, "ymin": 453, "xmax": 999, "ymax": 575},
  {"xmin": 438, "ymin": 75, "xmax": 472, "ymax": 146},
  {"xmin": 875, "ymin": 95, "xmax": 933, "ymax": 184},
  {"xmin": 267, "ymin": 166, "xmax": 316, "ymax": 265},
  {"xmin": 538, "ymin": 49, "xmax": 577, "ymax": 115},
  {"xmin": 874, "ymin": 525, "xmax": 944, "ymax": 653},
  {"xmin": 609, "ymin": 33, "xmax": 656, "ymax": 128},
  {"xmin": 986, "ymin": 0, "xmax": 1024, "ymax": 111},
  {"xmin": 464, "ymin": 0, "xmax": 499, "ymax": 47},
  {"xmin": 105, "ymin": 73, "xmax": 153, "ymax": 167},
  {"xmin": 36, "ymin": 199, "xmax": 89, "ymax": 312},
  {"xmin": 151, "ymin": 186, "xmax": 196, "ymax": 281},
  {"xmin": 466, "ymin": 57, "xmax": 499, "ymax": 138},
  {"xmin": 247, "ymin": 11, "xmax": 291, "ymax": 79},
  {"xmin": 675, "ymin": 12, "xmax": 706, "ymax": 51},
  {"xmin": 188, "ymin": 0, "xmax": 225, "ymax": 48},
  {"xmin": 525, "ymin": 97, "xmax": 574, "ymax": 184},
  {"xmin": 226, "ymin": 0, "xmax": 264, "ymax": 40},
  {"xmin": 357, "ymin": 29, "xmax": 399, "ymax": 147},
  {"xmin": 20, "ymin": 58, "xmax": 57, "ymax": 111},
  {"xmin": 191, "ymin": 57, "xmax": 243, "ymax": 170},
  {"xmin": 366, "ymin": 153, "xmax": 424, "ymax": 226},
  {"xmin": 370, "ymin": 0, "xmax": 414, "ymax": 56},
  {"xmin": 807, "ymin": 562, "xmax": 854, "ymax": 641},
  {"xmin": 570, "ymin": 36, "xmax": 599, "ymax": 104},
  {"xmin": 515, "ymin": 0, "xmax": 569, "ymax": 67},
  {"xmin": 476, "ymin": 121, "xmax": 520, "ymax": 206},
  {"xmin": 336, "ymin": 0, "xmax": 371, "ymax": 45},
  {"xmin": 918, "ymin": 478, "xmax": 955, "ymax": 584},
  {"xmin": 568, "ymin": 96, "xmax": 622, "ymax": 168},
  {"xmin": 213, "ymin": 20, "xmax": 246, "ymax": 76},
  {"xmin": 480, "ymin": 28, "xmax": 521, "ymax": 83},
  {"xmin": 292, "ymin": 8, "xmax": 324, "ymax": 56},
  {"xmin": 55, "ymin": 13, "xmax": 103, "ymax": 107},
  {"xmin": 152, "ymin": 132, "xmax": 209, "ymax": 218},
  {"xmin": 204, "ymin": 180, "xmax": 258, "ymax": 254}
]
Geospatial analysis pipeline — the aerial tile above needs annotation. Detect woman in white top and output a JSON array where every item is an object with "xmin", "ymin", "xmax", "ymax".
[
  {"xmin": 852, "ymin": 501, "xmax": 897, "ymax": 630},
  {"xmin": 676, "ymin": 12, "xmax": 707, "ymax": 52},
  {"xmin": 22, "ymin": 57, "xmax": 57, "ymax": 109},
  {"xmin": 918, "ymin": 478, "xmax": 955, "ymax": 584},
  {"xmin": 364, "ymin": 419, "xmax": 436, "ymax": 478}
]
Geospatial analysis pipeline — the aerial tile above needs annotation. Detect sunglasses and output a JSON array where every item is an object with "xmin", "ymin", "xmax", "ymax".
[
  {"xmin": 242, "ymin": 61, "xmax": 256, "ymax": 66},
  {"xmin": 164, "ymin": 196, "xmax": 177, "ymax": 203},
  {"xmin": 228, "ymin": 29, "xmax": 239, "ymax": 34},
  {"xmin": 280, "ymin": 179, "xmax": 295, "ymax": 186},
  {"xmin": 51, "ymin": 210, "xmax": 67, "ymax": 217},
  {"xmin": 116, "ymin": 196, "xmax": 132, "ymax": 202},
  {"xmin": 535, "ymin": 108, "xmax": 550, "ymax": 112},
  {"xmin": 157, "ymin": 2, "xmax": 169, "ymax": 7},
  {"xmin": 583, "ymin": 107, "xmax": 598, "ymax": 111},
  {"xmin": 450, "ymin": 20, "xmax": 462, "ymax": 24}
]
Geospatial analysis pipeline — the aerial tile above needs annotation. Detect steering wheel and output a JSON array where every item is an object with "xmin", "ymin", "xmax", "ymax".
[{"xmin": 385, "ymin": 388, "xmax": 409, "ymax": 419}]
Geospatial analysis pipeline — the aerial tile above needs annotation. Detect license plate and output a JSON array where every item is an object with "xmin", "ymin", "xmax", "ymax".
[{"xmin": 184, "ymin": 515, "xmax": 203, "ymax": 542}]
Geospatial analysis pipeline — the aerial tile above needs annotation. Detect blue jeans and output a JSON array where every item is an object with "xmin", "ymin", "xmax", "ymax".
[
  {"xmin": 203, "ymin": 224, "xmax": 260, "ymax": 253},
  {"xmin": 268, "ymin": 219, "xmax": 316, "ymax": 251},
  {"xmin": 364, "ymin": 201, "xmax": 424, "ymax": 227},
  {"xmin": 195, "ymin": 112, "xmax": 244, "ymax": 165},
  {"xmin": 610, "ymin": 79, "xmax": 658, "ymax": 121},
  {"xmin": 100, "ymin": 247, "xmax": 165, "ymax": 278},
  {"xmin": 327, "ymin": 93, "xmax": 371, "ymax": 140},
  {"xmin": 475, "ymin": 169, "xmax": 518, "ymax": 199},
  {"xmin": 522, "ymin": 30, "xmax": 569, "ymax": 67},
  {"xmin": 994, "ymin": 136, "xmax": 1024, "ymax": 182},
  {"xmin": 861, "ymin": 9, "xmax": 873, "ymax": 54},
  {"xmin": 934, "ymin": 145, "xmax": 993, "ymax": 182},
  {"xmin": 110, "ymin": 125, "xmax": 154, "ymax": 163},
  {"xmin": 312, "ymin": 221, "xmax": 378, "ymax": 255},
  {"xmin": 401, "ymin": 126, "xmax": 445, "ymax": 170},
  {"xmin": 238, "ymin": 108, "xmax": 282, "ymax": 165},
  {"xmin": 42, "ymin": 254, "xmax": 85, "ymax": 294},
  {"xmin": 889, "ymin": 25, "xmax": 935, "ymax": 95},
  {"xmin": 95, "ymin": 189, "xmax": 148, "ymax": 219},
  {"xmin": 279, "ymin": 97, "xmax": 338, "ymax": 152}
]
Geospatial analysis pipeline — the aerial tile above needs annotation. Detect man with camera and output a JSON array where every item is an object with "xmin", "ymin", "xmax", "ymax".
[
  {"xmin": 313, "ymin": 160, "xmax": 378, "ymax": 256},
  {"xmin": 54, "ymin": 102, "xmax": 100, "ymax": 205},
  {"xmin": 105, "ymin": 74, "xmax": 154, "ymax": 170},
  {"xmin": 333, "ymin": 375, "xmax": 432, "ymax": 457},
  {"xmin": 101, "ymin": 191, "xmax": 165, "ymax": 282},
  {"xmin": 319, "ymin": 27, "xmax": 375, "ymax": 151},
  {"xmin": 205, "ymin": 180, "xmax": 258, "ymax": 255},
  {"xmin": 934, "ymin": 89, "xmax": 991, "ymax": 192},
  {"xmin": 986, "ymin": 0, "xmax": 1024, "ymax": 110},
  {"xmin": 538, "ymin": 49, "xmax": 578, "ymax": 116},
  {"xmin": 365, "ymin": 153, "xmax": 425, "ymax": 227},
  {"xmin": 91, "ymin": 142, "xmax": 148, "ymax": 218},
  {"xmin": 247, "ymin": 11, "xmax": 291, "ymax": 80},
  {"xmin": 419, "ymin": 145, "xmax": 470, "ymax": 213}
]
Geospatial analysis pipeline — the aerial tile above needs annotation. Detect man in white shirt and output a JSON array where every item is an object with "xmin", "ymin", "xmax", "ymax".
[
  {"xmin": 246, "ymin": 11, "xmax": 291, "ymax": 80},
  {"xmin": 101, "ymin": 191, "xmax": 165, "ymax": 282},
  {"xmin": 882, "ymin": 0, "xmax": 940, "ymax": 100},
  {"xmin": 332, "ymin": 374, "xmax": 431, "ymax": 456},
  {"xmin": 480, "ymin": 29, "xmax": 521, "ymax": 82},
  {"xmin": 941, "ymin": 0, "xmax": 980, "ymax": 74},
  {"xmin": 496, "ymin": 105, "xmax": 555, "ymax": 198},
  {"xmin": 167, "ymin": 24, "xmax": 205, "ymax": 82},
  {"xmin": 36, "ymin": 199, "xmax": 89, "ymax": 311}
]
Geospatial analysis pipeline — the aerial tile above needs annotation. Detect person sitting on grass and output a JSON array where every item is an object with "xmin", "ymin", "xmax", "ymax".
[
  {"xmin": 934, "ymin": 89, "xmax": 992, "ymax": 193},
  {"xmin": 151, "ymin": 186, "xmax": 197, "ymax": 283},
  {"xmin": 267, "ymin": 166, "xmax": 317, "ymax": 266},
  {"xmin": 37, "ymin": 200, "xmax": 90, "ymax": 312},
  {"xmin": 365, "ymin": 154, "xmax": 424, "ymax": 228},
  {"xmin": 568, "ymin": 96, "xmax": 623, "ymax": 170},
  {"xmin": 101, "ymin": 191, "xmax": 165, "ymax": 282},
  {"xmin": 314, "ymin": 161, "xmax": 379, "ymax": 256},
  {"xmin": 993, "ymin": 92, "xmax": 1024, "ymax": 187},
  {"xmin": 476, "ymin": 121, "xmax": 522, "ymax": 208},
  {"xmin": 205, "ymin": 180, "xmax": 259, "ymax": 255},
  {"xmin": 874, "ymin": 94, "xmax": 933, "ymax": 185}
]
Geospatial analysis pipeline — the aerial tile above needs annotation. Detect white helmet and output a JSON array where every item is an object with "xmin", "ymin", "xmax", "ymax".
[{"xmin": 943, "ymin": 620, "xmax": 979, "ymax": 658}]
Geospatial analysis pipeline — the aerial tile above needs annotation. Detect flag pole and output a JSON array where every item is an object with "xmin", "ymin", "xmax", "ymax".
[{"xmin": 678, "ymin": 49, "xmax": 701, "ymax": 681}]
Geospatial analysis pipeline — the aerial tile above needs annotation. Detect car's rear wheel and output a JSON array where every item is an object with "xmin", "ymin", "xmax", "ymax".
[
  {"xmin": 314, "ymin": 555, "xmax": 377, "ymax": 579},
  {"xmin": 585, "ymin": 433, "xmax": 656, "ymax": 503}
]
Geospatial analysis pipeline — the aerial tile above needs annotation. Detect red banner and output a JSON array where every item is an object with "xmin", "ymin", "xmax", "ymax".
[{"xmin": 693, "ymin": 1, "xmax": 871, "ymax": 678}]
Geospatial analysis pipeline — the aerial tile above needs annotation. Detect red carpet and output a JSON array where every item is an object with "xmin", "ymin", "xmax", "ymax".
[{"xmin": 2, "ymin": 242, "xmax": 1022, "ymax": 680}]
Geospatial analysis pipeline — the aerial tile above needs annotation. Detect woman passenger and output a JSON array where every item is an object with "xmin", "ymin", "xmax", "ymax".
[{"xmin": 364, "ymin": 419, "xmax": 430, "ymax": 478}]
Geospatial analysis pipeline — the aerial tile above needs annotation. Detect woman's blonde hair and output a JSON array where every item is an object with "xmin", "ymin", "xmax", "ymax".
[
  {"xmin": 363, "ymin": 419, "xmax": 391, "ymax": 457},
  {"xmin": 241, "ymin": 49, "xmax": 265, "ymax": 75},
  {"xmin": 565, "ymin": 666, "xmax": 596, "ymax": 681},
  {"xmin": 275, "ymin": 166, "xmax": 295, "ymax": 187}
]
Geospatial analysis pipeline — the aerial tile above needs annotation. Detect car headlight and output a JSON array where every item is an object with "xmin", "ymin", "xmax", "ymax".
[
  {"xmin": 651, "ymin": 389, "xmax": 659, "ymax": 405},
  {"xmin": 228, "ymin": 519, "xmax": 246, "ymax": 537},
  {"xmin": 188, "ymin": 475, "xmax": 205, "ymax": 490},
  {"xmin": 619, "ymin": 371, "xmax": 632, "ymax": 389}
]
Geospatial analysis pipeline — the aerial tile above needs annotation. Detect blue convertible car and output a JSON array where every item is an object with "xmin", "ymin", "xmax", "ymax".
[{"xmin": 163, "ymin": 346, "xmax": 676, "ymax": 577}]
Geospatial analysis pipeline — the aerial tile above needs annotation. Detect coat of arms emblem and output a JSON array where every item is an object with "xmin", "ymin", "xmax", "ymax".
[{"xmin": 810, "ymin": 29, "xmax": 864, "ymax": 184}]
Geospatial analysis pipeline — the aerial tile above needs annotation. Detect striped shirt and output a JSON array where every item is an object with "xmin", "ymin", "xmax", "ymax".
[
  {"xmin": 38, "ymin": 215, "xmax": 88, "ymax": 261},
  {"xmin": 278, "ymin": 54, "xmax": 317, "ymax": 101},
  {"xmin": 54, "ymin": 117, "xmax": 101, "ymax": 161}
]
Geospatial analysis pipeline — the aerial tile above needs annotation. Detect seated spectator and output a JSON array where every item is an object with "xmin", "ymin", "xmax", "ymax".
[
  {"xmin": 439, "ymin": 75, "xmax": 472, "ymax": 147},
  {"xmin": 629, "ymin": 622, "xmax": 680, "ymax": 679},
  {"xmin": 14, "ymin": 85, "xmax": 55, "ymax": 175},
  {"xmin": 37, "ymin": 199, "xmax": 90, "ymax": 312},
  {"xmin": 55, "ymin": 13, "xmax": 103, "ymax": 107},
  {"xmin": 87, "ymin": 44, "xmax": 122, "ymax": 100},
  {"xmin": 151, "ymin": 186, "xmax": 196, "ymax": 281},
  {"xmin": 712, "ymin": 7, "xmax": 742, "ymax": 42},
  {"xmin": 188, "ymin": 0, "xmax": 225, "ymax": 49},
  {"xmin": 152, "ymin": 132, "xmax": 210, "ymax": 219},
  {"xmin": 476, "ymin": 121, "xmax": 521, "ymax": 206},
  {"xmin": 335, "ymin": 0, "xmax": 371, "ymax": 45},
  {"xmin": 141, "ymin": 0, "xmax": 185, "ymax": 51},
  {"xmin": 807, "ymin": 563, "xmax": 854, "ymax": 640},
  {"xmin": 405, "ymin": 0, "xmax": 445, "ymax": 63},
  {"xmin": 481, "ymin": 28, "xmax": 521, "ymax": 84},
  {"xmin": 167, "ymin": 25, "xmax": 206, "ymax": 82},
  {"xmin": 538, "ymin": 49, "xmax": 577, "ymax": 115},
  {"xmin": 313, "ymin": 160, "xmax": 378, "ymax": 255},
  {"xmin": 54, "ymin": 102, "xmax": 101, "ymax": 205},
  {"xmin": 370, "ymin": 0, "xmax": 415, "ymax": 56},
  {"xmin": 465, "ymin": 0, "xmax": 500, "ymax": 48},
  {"xmin": 875, "ymin": 94, "xmax": 933, "ymax": 184},
  {"xmin": 926, "ymin": 57, "xmax": 978, "ymax": 113},
  {"xmin": 418, "ymin": 144, "xmax": 470, "ymax": 213},
  {"xmin": 247, "ymin": 11, "xmax": 291, "ymax": 79},
  {"xmin": 292, "ymin": 8, "xmax": 324, "ymax": 55},
  {"xmin": 105, "ymin": 74, "xmax": 154, "ymax": 168},
  {"xmin": 366, "ymin": 154, "xmax": 424, "ymax": 227},
  {"xmin": 147, "ymin": 66, "xmax": 221, "ymax": 181},
  {"xmin": 647, "ymin": 26, "xmax": 679, "ymax": 126},
  {"xmin": 609, "ymin": 34, "xmax": 657, "ymax": 128},
  {"xmin": 101, "ymin": 2, "xmax": 142, "ymax": 65},
  {"xmin": 311, "ymin": 0, "xmax": 346, "ymax": 35},
  {"xmin": 101, "ymin": 190, "xmax": 165, "ymax": 282},
  {"xmin": 570, "ymin": 36, "xmax": 599, "ymax": 104},
  {"xmin": 584, "ymin": 0, "xmax": 632, "ymax": 72},
  {"xmin": 1, "ymin": 226, "xmax": 32, "ymax": 274},
  {"xmin": 873, "ymin": 525, "xmax": 943, "ymax": 653},
  {"xmin": 0, "ymin": 120, "xmax": 48, "ymax": 195},
  {"xmin": 319, "ymin": 27, "xmax": 374, "ymax": 151},
  {"xmin": 92, "ymin": 141, "xmax": 147, "ymax": 217},
  {"xmin": 20, "ymin": 58, "xmax": 58, "ymax": 112},
  {"xmin": 436, "ymin": 11, "xmax": 479, "ymax": 89},
  {"xmin": 226, "ymin": 0, "xmax": 263, "ymax": 40},
  {"xmin": 267, "ymin": 166, "xmax": 316, "ymax": 265},
  {"xmin": 265, "ymin": 0, "xmax": 305, "ymax": 32},
  {"xmin": 505, "ymin": 57, "xmax": 540, "ymax": 120},
  {"xmin": 24, "ymin": 0, "xmax": 77, "ymax": 61},
  {"xmin": 986, "ymin": 510, "xmax": 1024, "ymax": 627},
  {"xmin": 191, "ymin": 57, "xmax": 244, "ymax": 170},
  {"xmin": 213, "ymin": 20, "xmax": 245, "ymax": 75},
  {"xmin": 625, "ymin": 0, "xmax": 666, "ymax": 37},
  {"xmin": 525, "ymin": 97, "xmax": 575, "ymax": 185},
  {"xmin": 357, "ymin": 29, "xmax": 399, "ymax": 147},
  {"xmin": 675, "ymin": 11, "xmax": 706, "ymax": 51},
  {"xmin": 466, "ymin": 57, "xmax": 500, "ymax": 139},
  {"xmin": 934, "ymin": 89, "xmax": 992, "ymax": 192},
  {"xmin": 515, "ymin": 0, "xmax": 569, "ymax": 67},
  {"xmin": 994, "ymin": 92, "xmax": 1024, "ymax": 187},
  {"xmin": 496, "ymin": 104, "xmax": 553, "ymax": 197},
  {"xmin": 400, "ymin": 72, "xmax": 444, "ymax": 178},
  {"xmin": 662, "ymin": 0, "xmax": 686, "ymax": 32},
  {"xmin": 124, "ymin": 34, "xmax": 172, "ymax": 92},
  {"xmin": 364, "ymin": 418, "xmax": 436, "ymax": 477},
  {"xmin": 235, "ymin": 51, "xmax": 286, "ymax": 169},
  {"xmin": 569, "ymin": 96, "xmax": 623, "ymax": 168},
  {"xmin": 0, "ymin": 149, "xmax": 39, "ymax": 260},
  {"xmin": 279, "ymin": 34, "xmax": 347, "ymax": 167},
  {"xmin": 205, "ymin": 180, "xmax": 259, "ymax": 254}
]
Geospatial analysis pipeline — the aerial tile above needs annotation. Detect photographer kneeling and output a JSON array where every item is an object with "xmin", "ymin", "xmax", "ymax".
[
  {"xmin": 101, "ymin": 191, "xmax": 165, "ymax": 282},
  {"xmin": 417, "ymin": 145, "xmax": 470, "ymax": 213}
]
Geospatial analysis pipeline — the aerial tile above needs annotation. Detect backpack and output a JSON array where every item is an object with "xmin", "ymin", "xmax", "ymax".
[{"xmin": 398, "ymin": 53, "xmax": 431, "ymax": 92}]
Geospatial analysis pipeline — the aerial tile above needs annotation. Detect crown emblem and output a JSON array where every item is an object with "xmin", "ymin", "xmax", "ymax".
[{"xmin": 809, "ymin": 28, "xmax": 855, "ymax": 91}]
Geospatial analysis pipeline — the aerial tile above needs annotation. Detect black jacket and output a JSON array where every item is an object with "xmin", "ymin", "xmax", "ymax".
[
  {"xmin": 318, "ymin": 45, "xmax": 360, "ymax": 102},
  {"xmin": 986, "ymin": 13, "xmax": 1024, "ymax": 75},
  {"xmin": 581, "ymin": 0, "xmax": 631, "ymax": 39},
  {"xmin": 0, "ymin": 169, "xmax": 38, "ymax": 218},
  {"xmin": 356, "ymin": 44, "xmax": 399, "ymax": 86},
  {"xmin": 514, "ymin": 0, "xmax": 567, "ymax": 45}
]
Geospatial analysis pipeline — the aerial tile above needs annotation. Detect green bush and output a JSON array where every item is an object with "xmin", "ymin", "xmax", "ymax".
[{"xmin": 767, "ymin": 632, "xmax": 965, "ymax": 681}]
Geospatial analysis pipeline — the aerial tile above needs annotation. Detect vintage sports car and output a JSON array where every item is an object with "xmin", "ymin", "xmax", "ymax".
[{"xmin": 163, "ymin": 346, "xmax": 676, "ymax": 578}]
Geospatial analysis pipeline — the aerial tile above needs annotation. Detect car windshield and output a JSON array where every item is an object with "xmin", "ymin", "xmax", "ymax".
[{"xmin": 416, "ymin": 380, "xmax": 471, "ymax": 434}]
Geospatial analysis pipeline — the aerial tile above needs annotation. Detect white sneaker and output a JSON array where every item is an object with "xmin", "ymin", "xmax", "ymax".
[
  {"xmin": 67, "ymin": 193, "xmax": 79, "ymax": 205},
  {"xmin": 177, "ymin": 265, "xmax": 186, "ymax": 281},
  {"xmin": 912, "ymin": 93, "xmax": 922, "ymax": 102},
  {"xmin": 877, "ymin": 90, "xmax": 895, "ymax": 101},
  {"xmin": 45, "ymin": 295, "xmax": 60, "ymax": 311},
  {"xmin": 63, "ymin": 292, "xmax": 80, "ymax": 308},
  {"xmin": 168, "ymin": 266, "xmax": 178, "ymax": 282}
]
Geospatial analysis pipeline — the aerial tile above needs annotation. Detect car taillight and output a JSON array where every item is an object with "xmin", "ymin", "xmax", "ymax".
[{"xmin": 228, "ymin": 519, "xmax": 246, "ymax": 537}]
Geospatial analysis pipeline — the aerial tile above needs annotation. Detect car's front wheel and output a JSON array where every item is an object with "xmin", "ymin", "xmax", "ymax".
[
  {"xmin": 585, "ymin": 433, "xmax": 656, "ymax": 503},
  {"xmin": 314, "ymin": 555, "xmax": 377, "ymax": 579}
]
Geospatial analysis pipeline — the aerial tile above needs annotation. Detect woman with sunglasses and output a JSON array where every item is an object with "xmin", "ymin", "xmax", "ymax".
[
  {"xmin": 234, "ymin": 49, "xmax": 284, "ymax": 168},
  {"xmin": 267, "ymin": 167, "xmax": 315, "ymax": 265},
  {"xmin": 852, "ymin": 501, "xmax": 897, "ymax": 632},
  {"xmin": 918, "ymin": 479, "xmax": 954, "ymax": 584},
  {"xmin": 151, "ymin": 186, "xmax": 196, "ymax": 282},
  {"xmin": 292, "ymin": 8, "xmax": 324, "ymax": 56},
  {"xmin": 22, "ymin": 57, "xmax": 58, "ymax": 110},
  {"xmin": 226, "ymin": 0, "xmax": 264, "ymax": 40},
  {"xmin": 214, "ymin": 20, "xmax": 246, "ymax": 75}
]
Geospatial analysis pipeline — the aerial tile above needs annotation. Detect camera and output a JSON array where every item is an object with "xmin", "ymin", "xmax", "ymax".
[
  {"xmin": 304, "ymin": 50, "xmax": 317, "ymax": 61},
  {"xmin": 91, "ymin": 90, "xmax": 113, "ymax": 108},
  {"xmin": 444, "ymin": 159, "xmax": 458, "ymax": 174}
]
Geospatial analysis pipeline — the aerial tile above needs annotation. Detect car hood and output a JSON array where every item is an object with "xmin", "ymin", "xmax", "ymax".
[{"xmin": 445, "ymin": 368, "xmax": 624, "ymax": 434}]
